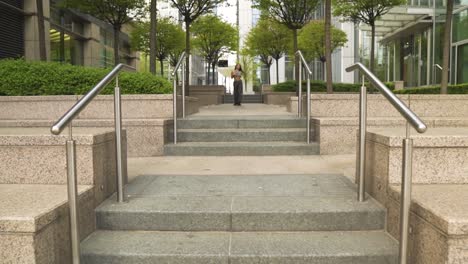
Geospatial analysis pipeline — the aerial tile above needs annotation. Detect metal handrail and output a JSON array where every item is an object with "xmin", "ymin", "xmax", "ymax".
[
  {"xmin": 346, "ymin": 63, "xmax": 427, "ymax": 133},
  {"xmin": 51, "ymin": 64, "xmax": 134, "ymax": 135},
  {"xmin": 296, "ymin": 50, "xmax": 312, "ymax": 75},
  {"xmin": 172, "ymin": 51, "xmax": 186, "ymax": 76},
  {"xmin": 50, "ymin": 63, "xmax": 135, "ymax": 264},
  {"xmin": 295, "ymin": 50, "xmax": 312, "ymax": 144},
  {"xmin": 346, "ymin": 62, "xmax": 427, "ymax": 264},
  {"xmin": 171, "ymin": 52, "xmax": 187, "ymax": 144}
]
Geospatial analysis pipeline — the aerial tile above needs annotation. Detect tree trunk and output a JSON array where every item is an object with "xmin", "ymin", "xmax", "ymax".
[
  {"xmin": 266, "ymin": 63, "xmax": 271, "ymax": 84},
  {"xmin": 370, "ymin": 22, "xmax": 376, "ymax": 73},
  {"xmin": 207, "ymin": 62, "xmax": 210, "ymax": 84},
  {"xmin": 369, "ymin": 22, "xmax": 376, "ymax": 92},
  {"xmin": 36, "ymin": 0, "xmax": 46, "ymax": 61},
  {"xmin": 149, "ymin": 0, "xmax": 157, "ymax": 74},
  {"xmin": 293, "ymin": 28, "xmax": 299, "ymax": 95},
  {"xmin": 113, "ymin": 25, "xmax": 121, "ymax": 66},
  {"xmin": 441, "ymin": 0, "xmax": 454, "ymax": 94},
  {"xmin": 160, "ymin": 59, "xmax": 164, "ymax": 76},
  {"xmin": 276, "ymin": 59, "xmax": 279, "ymax": 84},
  {"xmin": 185, "ymin": 21, "xmax": 190, "ymax": 95},
  {"xmin": 212, "ymin": 63, "xmax": 216, "ymax": 85},
  {"xmin": 324, "ymin": 0, "xmax": 333, "ymax": 94}
]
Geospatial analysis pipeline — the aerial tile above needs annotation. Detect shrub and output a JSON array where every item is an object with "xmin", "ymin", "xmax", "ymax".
[
  {"xmin": 271, "ymin": 80, "xmax": 395, "ymax": 93},
  {"xmin": 393, "ymin": 83, "xmax": 468, "ymax": 94},
  {"xmin": 0, "ymin": 59, "xmax": 172, "ymax": 96}
]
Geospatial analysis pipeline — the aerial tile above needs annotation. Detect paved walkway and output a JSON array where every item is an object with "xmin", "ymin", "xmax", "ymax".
[
  {"xmin": 190, "ymin": 103, "xmax": 294, "ymax": 116},
  {"xmin": 128, "ymin": 155, "xmax": 356, "ymax": 183}
]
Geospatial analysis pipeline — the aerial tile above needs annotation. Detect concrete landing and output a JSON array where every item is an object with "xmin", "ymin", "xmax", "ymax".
[{"xmin": 191, "ymin": 103, "xmax": 294, "ymax": 116}]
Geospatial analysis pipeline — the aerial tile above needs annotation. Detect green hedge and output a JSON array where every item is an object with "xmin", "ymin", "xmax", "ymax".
[
  {"xmin": 0, "ymin": 59, "xmax": 172, "ymax": 96},
  {"xmin": 271, "ymin": 80, "xmax": 395, "ymax": 93},
  {"xmin": 393, "ymin": 83, "xmax": 468, "ymax": 94}
]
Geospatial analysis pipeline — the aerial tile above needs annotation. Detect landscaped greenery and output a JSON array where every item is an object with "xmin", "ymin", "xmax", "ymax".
[
  {"xmin": 393, "ymin": 83, "xmax": 468, "ymax": 94},
  {"xmin": 0, "ymin": 59, "xmax": 172, "ymax": 96},
  {"xmin": 271, "ymin": 80, "xmax": 395, "ymax": 93},
  {"xmin": 272, "ymin": 80, "xmax": 468, "ymax": 94}
]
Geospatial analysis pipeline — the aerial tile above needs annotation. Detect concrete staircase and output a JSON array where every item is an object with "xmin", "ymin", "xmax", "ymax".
[
  {"xmin": 223, "ymin": 94, "xmax": 264, "ymax": 104},
  {"xmin": 81, "ymin": 174, "xmax": 398, "ymax": 263},
  {"xmin": 165, "ymin": 116, "xmax": 319, "ymax": 156}
]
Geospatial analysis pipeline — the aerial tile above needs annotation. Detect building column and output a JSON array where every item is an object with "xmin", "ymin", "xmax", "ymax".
[{"xmin": 23, "ymin": 0, "xmax": 51, "ymax": 61}]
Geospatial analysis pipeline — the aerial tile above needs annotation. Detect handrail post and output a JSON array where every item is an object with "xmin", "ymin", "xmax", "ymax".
[
  {"xmin": 114, "ymin": 76, "xmax": 125, "ymax": 203},
  {"xmin": 66, "ymin": 124, "xmax": 80, "ymax": 264},
  {"xmin": 182, "ymin": 62, "xmax": 186, "ymax": 118},
  {"xmin": 298, "ymin": 59, "xmax": 302, "ymax": 117},
  {"xmin": 173, "ymin": 69, "xmax": 178, "ymax": 144},
  {"xmin": 399, "ymin": 137, "xmax": 413, "ymax": 264},
  {"xmin": 358, "ymin": 76, "xmax": 367, "ymax": 202},
  {"xmin": 306, "ymin": 74, "xmax": 311, "ymax": 144}
]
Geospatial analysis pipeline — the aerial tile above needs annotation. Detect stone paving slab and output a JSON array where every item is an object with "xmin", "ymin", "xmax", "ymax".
[
  {"xmin": 95, "ymin": 174, "xmax": 384, "ymax": 232},
  {"xmin": 80, "ymin": 230, "xmax": 398, "ymax": 264},
  {"xmin": 125, "ymin": 174, "xmax": 352, "ymax": 197}
]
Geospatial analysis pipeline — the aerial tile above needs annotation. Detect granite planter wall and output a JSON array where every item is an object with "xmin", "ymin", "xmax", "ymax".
[
  {"xmin": 363, "ymin": 129, "xmax": 468, "ymax": 264},
  {"xmin": 298, "ymin": 94, "xmax": 468, "ymax": 154},
  {"xmin": 0, "ymin": 128, "xmax": 126, "ymax": 205},
  {"xmin": 263, "ymin": 92, "xmax": 296, "ymax": 106},
  {"xmin": 0, "ymin": 95, "xmax": 199, "ymax": 156}
]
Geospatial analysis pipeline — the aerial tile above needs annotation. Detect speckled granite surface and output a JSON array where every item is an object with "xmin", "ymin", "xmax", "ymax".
[{"xmin": 0, "ymin": 184, "xmax": 95, "ymax": 264}]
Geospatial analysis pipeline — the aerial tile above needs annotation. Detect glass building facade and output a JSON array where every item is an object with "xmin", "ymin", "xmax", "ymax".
[{"xmin": 379, "ymin": 0, "xmax": 468, "ymax": 87}]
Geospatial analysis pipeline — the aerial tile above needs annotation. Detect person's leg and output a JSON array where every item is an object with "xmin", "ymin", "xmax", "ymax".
[
  {"xmin": 239, "ymin": 81, "xmax": 243, "ymax": 105},
  {"xmin": 234, "ymin": 81, "xmax": 240, "ymax": 105}
]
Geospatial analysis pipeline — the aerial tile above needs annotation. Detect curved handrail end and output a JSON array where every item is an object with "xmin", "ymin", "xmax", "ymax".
[
  {"xmin": 416, "ymin": 123, "xmax": 427, "ymax": 134},
  {"xmin": 51, "ymin": 125, "xmax": 62, "ymax": 135}
]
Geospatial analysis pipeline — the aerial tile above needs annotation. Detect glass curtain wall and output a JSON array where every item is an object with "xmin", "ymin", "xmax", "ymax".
[
  {"xmin": 49, "ymin": 5, "xmax": 84, "ymax": 65},
  {"xmin": 452, "ymin": 8, "xmax": 468, "ymax": 84}
]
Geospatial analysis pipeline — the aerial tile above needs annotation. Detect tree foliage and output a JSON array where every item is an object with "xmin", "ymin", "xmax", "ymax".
[
  {"xmin": 169, "ymin": 0, "xmax": 225, "ymax": 89},
  {"xmin": 244, "ymin": 17, "xmax": 291, "ymax": 84},
  {"xmin": 298, "ymin": 20, "xmax": 347, "ymax": 61},
  {"xmin": 64, "ymin": 0, "xmax": 146, "ymax": 66},
  {"xmin": 131, "ymin": 18, "xmax": 185, "ymax": 75},
  {"xmin": 333, "ymin": 0, "xmax": 404, "ymax": 73},
  {"xmin": 192, "ymin": 14, "xmax": 237, "ymax": 84},
  {"xmin": 254, "ymin": 0, "xmax": 320, "ymax": 92}
]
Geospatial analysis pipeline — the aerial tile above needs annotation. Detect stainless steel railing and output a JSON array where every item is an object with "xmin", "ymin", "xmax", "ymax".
[
  {"xmin": 295, "ymin": 50, "xmax": 312, "ymax": 144},
  {"xmin": 171, "ymin": 51, "xmax": 186, "ymax": 144},
  {"xmin": 50, "ymin": 63, "xmax": 135, "ymax": 264},
  {"xmin": 346, "ymin": 62, "xmax": 427, "ymax": 264}
]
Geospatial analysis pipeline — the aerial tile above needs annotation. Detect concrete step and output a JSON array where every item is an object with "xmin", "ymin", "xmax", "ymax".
[
  {"xmin": 81, "ymin": 230, "xmax": 398, "ymax": 264},
  {"xmin": 97, "ymin": 174, "xmax": 383, "ymax": 231},
  {"xmin": 223, "ymin": 94, "xmax": 263, "ymax": 104},
  {"xmin": 164, "ymin": 141, "xmax": 320, "ymax": 156},
  {"xmin": 171, "ymin": 128, "xmax": 310, "ymax": 142},
  {"xmin": 178, "ymin": 117, "xmax": 306, "ymax": 129},
  {"xmin": 96, "ymin": 196, "xmax": 385, "ymax": 232}
]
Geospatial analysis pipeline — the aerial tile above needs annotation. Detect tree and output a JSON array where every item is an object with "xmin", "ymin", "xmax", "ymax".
[
  {"xmin": 324, "ymin": 0, "xmax": 332, "ymax": 93},
  {"xmin": 131, "ymin": 18, "xmax": 185, "ymax": 75},
  {"xmin": 244, "ymin": 17, "xmax": 291, "ymax": 84},
  {"xmin": 441, "ymin": 0, "xmax": 454, "ymax": 94},
  {"xmin": 239, "ymin": 49, "xmax": 258, "ymax": 92},
  {"xmin": 333, "ymin": 0, "xmax": 403, "ymax": 75},
  {"xmin": 192, "ymin": 15, "xmax": 237, "ymax": 85},
  {"xmin": 149, "ymin": 0, "xmax": 157, "ymax": 74},
  {"xmin": 255, "ymin": 0, "xmax": 320, "ymax": 94},
  {"xmin": 298, "ymin": 20, "xmax": 347, "ymax": 76},
  {"xmin": 64, "ymin": 0, "xmax": 146, "ymax": 66},
  {"xmin": 36, "ymin": 0, "xmax": 46, "ymax": 61},
  {"xmin": 169, "ymin": 0, "xmax": 224, "ymax": 92}
]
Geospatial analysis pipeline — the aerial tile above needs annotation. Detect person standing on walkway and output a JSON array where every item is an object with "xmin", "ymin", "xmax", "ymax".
[{"xmin": 231, "ymin": 63, "xmax": 243, "ymax": 106}]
